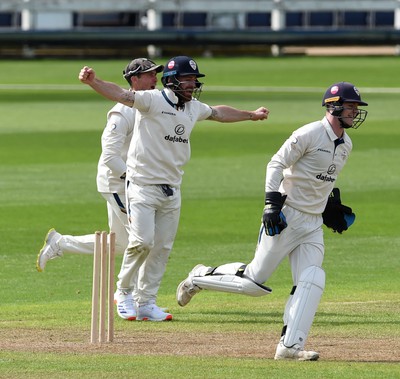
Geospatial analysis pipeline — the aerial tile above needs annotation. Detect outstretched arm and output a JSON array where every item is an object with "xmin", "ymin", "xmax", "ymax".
[
  {"xmin": 208, "ymin": 105, "xmax": 269, "ymax": 122},
  {"xmin": 78, "ymin": 66, "xmax": 135, "ymax": 107}
]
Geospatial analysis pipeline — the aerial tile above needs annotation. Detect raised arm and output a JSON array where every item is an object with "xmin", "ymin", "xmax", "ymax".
[
  {"xmin": 208, "ymin": 105, "xmax": 269, "ymax": 123},
  {"xmin": 78, "ymin": 66, "xmax": 135, "ymax": 107}
]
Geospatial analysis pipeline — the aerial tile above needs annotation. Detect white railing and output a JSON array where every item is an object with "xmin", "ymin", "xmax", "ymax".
[
  {"xmin": 1, "ymin": 0, "xmax": 400, "ymax": 12},
  {"xmin": 1, "ymin": 0, "xmax": 400, "ymax": 30}
]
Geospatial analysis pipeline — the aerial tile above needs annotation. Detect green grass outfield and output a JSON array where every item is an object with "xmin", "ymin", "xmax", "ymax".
[{"xmin": 0, "ymin": 56, "xmax": 399, "ymax": 378}]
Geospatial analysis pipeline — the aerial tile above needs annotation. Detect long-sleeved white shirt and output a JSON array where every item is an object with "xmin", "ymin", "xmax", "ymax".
[
  {"xmin": 96, "ymin": 103, "xmax": 135, "ymax": 193},
  {"xmin": 266, "ymin": 117, "xmax": 352, "ymax": 214}
]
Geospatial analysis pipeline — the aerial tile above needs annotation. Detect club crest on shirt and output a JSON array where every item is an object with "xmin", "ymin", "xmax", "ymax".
[
  {"xmin": 327, "ymin": 164, "xmax": 336, "ymax": 175},
  {"xmin": 175, "ymin": 124, "xmax": 185, "ymax": 135}
]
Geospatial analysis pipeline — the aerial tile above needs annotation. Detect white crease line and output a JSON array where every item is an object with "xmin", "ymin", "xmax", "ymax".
[
  {"xmin": 0, "ymin": 84, "xmax": 400, "ymax": 94},
  {"xmin": 323, "ymin": 300, "xmax": 398, "ymax": 305}
]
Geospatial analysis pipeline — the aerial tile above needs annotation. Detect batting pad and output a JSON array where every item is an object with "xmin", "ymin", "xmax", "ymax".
[
  {"xmin": 192, "ymin": 274, "xmax": 271, "ymax": 297},
  {"xmin": 283, "ymin": 266, "xmax": 325, "ymax": 348}
]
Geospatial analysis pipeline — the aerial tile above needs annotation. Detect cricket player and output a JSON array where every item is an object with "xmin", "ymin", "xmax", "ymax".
[
  {"xmin": 36, "ymin": 58, "xmax": 164, "ymax": 320},
  {"xmin": 177, "ymin": 82, "xmax": 368, "ymax": 360},
  {"xmin": 79, "ymin": 55, "xmax": 269, "ymax": 322}
]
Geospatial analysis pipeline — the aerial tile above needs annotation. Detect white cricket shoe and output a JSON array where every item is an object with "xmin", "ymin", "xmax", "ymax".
[
  {"xmin": 136, "ymin": 301, "xmax": 172, "ymax": 321},
  {"xmin": 114, "ymin": 290, "xmax": 137, "ymax": 320},
  {"xmin": 274, "ymin": 338, "xmax": 319, "ymax": 361},
  {"xmin": 176, "ymin": 264, "xmax": 204, "ymax": 307},
  {"xmin": 36, "ymin": 228, "xmax": 63, "ymax": 272}
]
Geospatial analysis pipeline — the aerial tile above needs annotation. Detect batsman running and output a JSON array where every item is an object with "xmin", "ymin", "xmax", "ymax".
[{"xmin": 177, "ymin": 82, "xmax": 367, "ymax": 360}]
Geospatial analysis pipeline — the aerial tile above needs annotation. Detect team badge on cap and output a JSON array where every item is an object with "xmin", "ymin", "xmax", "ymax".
[
  {"xmin": 330, "ymin": 86, "xmax": 339, "ymax": 95},
  {"xmin": 189, "ymin": 60, "xmax": 197, "ymax": 71}
]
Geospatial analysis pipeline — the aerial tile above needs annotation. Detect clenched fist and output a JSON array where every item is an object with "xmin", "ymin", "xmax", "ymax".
[{"xmin": 79, "ymin": 66, "xmax": 96, "ymax": 84}]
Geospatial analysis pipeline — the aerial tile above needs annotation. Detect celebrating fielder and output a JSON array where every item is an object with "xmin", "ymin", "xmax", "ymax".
[
  {"xmin": 79, "ymin": 56, "xmax": 269, "ymax": 322},
  {"xmin": 177, "ymin": 82, "xmax": 367, "ymax": 360},
  {"xmin": 37, "ymin": 59, "xmax": 165, "ymax": 320}
]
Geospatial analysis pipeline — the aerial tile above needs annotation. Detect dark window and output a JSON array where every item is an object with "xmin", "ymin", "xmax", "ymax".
[
  {"xmin": 309, "ymin": 12, "xmax": 333, "ymax": 27},
  {"xmin": 247, "ymin": 12, "xmax": 271, "ymax": 27},
  {"xmin": 162, "ymin": 12, "xmax": 176, "ymax": 27},
  {"xmin": 182, "ymin": 12, "xmax": 207, "ymax": 27},
  {"xmin": 0, "ymin": 12, "xmax": 13, "ymax": 26},
  {"xmin": 286, "ymin": 12, "xmax": 303, "ymax": 27},
  {"xmin": 375, "ymin": 11, "xmax": 394, "ymax": 26},
  {"xmin": 343, "ymin": 12, "xmax": 368, "ymax": 26},
  {"xmin": 73, "ymin": 12, "xmax": 138, "ymax": 27}
]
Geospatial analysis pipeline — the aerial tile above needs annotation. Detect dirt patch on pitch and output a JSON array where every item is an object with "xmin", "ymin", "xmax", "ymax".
[{"xmin": 0, "ymin": 327, "xmax": 398, "ymax": 362}]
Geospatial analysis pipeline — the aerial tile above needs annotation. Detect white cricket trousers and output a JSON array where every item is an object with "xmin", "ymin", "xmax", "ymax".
[
  {"xmin": 245, "ymin": 204, "xmax": 324, "ymax": 284},
  {"xmin": 117, "ymin": 183, "xmax": 181, "ymax": 305},
  {"xmin": 57, "ymin": 192, "xmax": 129, "ymax": 255},
  {"xmin": 202, "ymin": 205, "xmax": 325, "ymax": 348},
  {"xmin": 215, "ymin": 205, "xmax": 324, "ymax": 283}
]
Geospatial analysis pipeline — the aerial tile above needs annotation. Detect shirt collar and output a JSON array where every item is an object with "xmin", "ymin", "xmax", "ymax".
[
  {"xmin": 162, "ymin": 88, "xmax": 179, "ymax": 107},
  {"xmin": 322, "ymin": 116, "xmax": 345, "ymax": 143}
]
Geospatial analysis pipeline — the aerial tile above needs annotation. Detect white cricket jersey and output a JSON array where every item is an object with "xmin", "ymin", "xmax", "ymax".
[
  {"xmin": 126, "ymin": 88, "xmax": 212, "ymax": 188},
  {"xmin": 266, "ymin": 117, "xmax": 352, "ymax": 214},
  {"xmin": 96, "ymin": 103, "xmax": 135, "ymax": 193}
]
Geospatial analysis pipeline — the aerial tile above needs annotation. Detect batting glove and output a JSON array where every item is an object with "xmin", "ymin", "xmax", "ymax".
[{"xmin": 262, "ymin": 192, "xmax": 287, "ymax": 236}]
